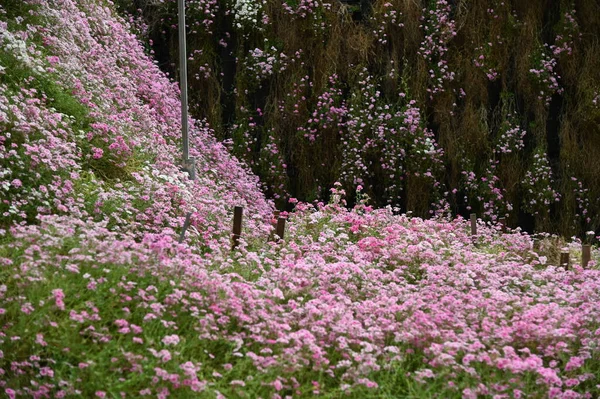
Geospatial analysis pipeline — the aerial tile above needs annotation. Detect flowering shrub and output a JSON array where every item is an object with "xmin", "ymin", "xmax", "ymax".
[
  {"xmin": 340, "ymin": 69, "xmax": 443, "ymax": 205},
  {"xmin": 282, "ymin": 0, "xmax": 331, "ymax": 31},
  {"xmin": 296, "ymin": 74, "xmax": 346, "ymax": 143},
  {"xmin": 180, "ymin": 0, "xmax": 220, "ymax": 35},
  {"xmin": 232, "ymin": 0, "xmax": 265, "ymax": 31},
  {"xmin": 370, "ymin": 1, "xmax": 404, "ymax": 45},
  {"xmin": 495, "ymin": 115, "xmax": 526, "ymax": 154},
  {"xmin": 460, "ymin": 160, "xmax": 511, "ymax": 221},
  {"xmin": 529, "ymin": 44, "xmax": 564, "ymax": 106},
  {"xmin": 418, "ymin": 0, "xmax": 456, "ymax": 97},
  {"xmin": 522, "ymin": 149, "xmax": 561, "ymax": 216},
  {"xmin": 551, "ymin": 9, "xmax": 580, "ymax": 57},
  {"xmin": 473, "ymin": 43, "xmax": 500, "ymax": 81},
  {"xmin": 257, "ymin": 128, "xmax": 290, "ymax": 201},
  {"xmin": 244, "ymin": 43, "xmax": 289, "ymax": 85}
]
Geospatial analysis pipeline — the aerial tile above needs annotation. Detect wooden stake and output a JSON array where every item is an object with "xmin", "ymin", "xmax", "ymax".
[
  {"xmin": 498, "ymin": 217, "xmax": 506, "ymax": 233},
  {"xmin": 582, "ymin": 244, "xmax": 591, "ymax": 268},
  {"xmin": 560, "ymin": 252, "xmax": 570, "ymax": 270},
  {"xmin": 231, "ymin": 206, "xmax": 243, "ymax": 250},
  {"xmin": 178, "ymin": 212, "xmax": 192, "ymax": 243},
  {"xmin": 276, "ymin": 216, "xmax": 286, "ymax": 241},
  {"xmin": 470, "ymin": 213, "xmax": 477, "ymax": 236},
  {"xmin": 532, "ymin": 238, "xmax": 540, "ymax": 252}
]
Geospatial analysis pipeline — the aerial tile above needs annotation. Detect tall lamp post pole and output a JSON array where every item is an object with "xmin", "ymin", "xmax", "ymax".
[{"xmin": 178, "ymin": 0, "xmax": 196, "ymax": 180}]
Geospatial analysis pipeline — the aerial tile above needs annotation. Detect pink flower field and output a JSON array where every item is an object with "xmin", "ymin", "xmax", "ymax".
[{"xmin": 1, "ymin": 0, "xmax": 600, "ymax": 398}]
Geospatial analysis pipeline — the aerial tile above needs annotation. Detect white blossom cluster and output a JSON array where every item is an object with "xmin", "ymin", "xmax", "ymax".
[
  {"xmin": 0, "ymin": 20, "xmax": 45, "ymax": 74},
  {"xmin": 232, "ymin": 0, "xmax": 265, "ymax": 30}
]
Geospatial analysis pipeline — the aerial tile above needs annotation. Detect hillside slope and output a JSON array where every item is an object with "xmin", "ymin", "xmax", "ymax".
[
  {"xmin": 1, "ymin": 0, "xmax": 272, "ymax": 244},
  {"xmin": 1, "ymin": 1, "xmax": 600, "ymax": 398}
]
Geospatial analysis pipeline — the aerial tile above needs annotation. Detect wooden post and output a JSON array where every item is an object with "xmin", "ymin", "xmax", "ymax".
[
  {"xmin": 532, "ymin": 238, "xmax": 540, "ymax": 252},
  {"xmin": 560, "ymin": 252, "xmax": 570, "ymax": 270},
  {"xmin": 178, "ymin": 212, "xmax": 192, "ymax": 243},
  {"xmin": 276, "ymin": 217, "xmax": 286, "ymax": 241},
  {"xmin": 582, "ymin": 244, "xmax": 591, "ymax": 268},
  {"xmin": 231, "ymin": 206, "xmax": 243, "ymax": 250},
  {"xmin": 268, "ymin": 211, "xmax": 280, "ymax": 242},
  {"xmin": 498, "ymin": 217, "xmax": 506, "ymax": 233},
  {"xmin": 470, "ymin": 213, "xmax": 477, "ymax": 236}
]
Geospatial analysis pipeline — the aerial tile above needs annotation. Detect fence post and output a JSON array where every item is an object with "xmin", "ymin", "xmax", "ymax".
[
  {"xmin": 231, "ymin": 206, "xmax": 243, "ymax": 250},
  {"xmin": 582, "ymin": 244, "xmax": 591, "ymax": 268},
  {"xmin": 276, "ymin": 216, "xmax": 286, "ymax": 241},
  {"xmin": 470, "ymin": 213, "xmax": 477, "ymax": 236},
  {"xmin": 178, "ymin": 212, "xmax": 192, "ymax": 243},
  {"xmin": 560, "ymin": 251, "xmax": 570, "ymax": 270},
  {"xmin": 498, "ymin": 217, "xmax": 506, "ymax": 233}
]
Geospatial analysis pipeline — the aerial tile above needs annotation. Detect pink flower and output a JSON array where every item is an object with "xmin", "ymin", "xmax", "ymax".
[
  {"xmin": 52, "ymin": 289, "xmax": 65, "ymax": 310},
  {"xmin": 92, "ymin": 147, "xmax": 104, "ymax": 159},
  {"xmin": 35, "ymin": 333, "xmax": 47, "ymax": 346},
  {"xmin": 162, "ymin": 334, "xmax": 180, "ymax": 346},
  {"xmin": 565, "ymin": 356, "xmax": 584, "ymax": 371}
]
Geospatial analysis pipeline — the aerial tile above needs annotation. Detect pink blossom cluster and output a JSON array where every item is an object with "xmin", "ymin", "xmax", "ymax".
[
  {"xmin": 418, "ymin": 0, "xmax": 457, "ymax": 97},
  {"xmin": 495, "ymin": 116, "xmax": 526, "ymax": 154},
  {"xmin": 245, "ymin": 44, "xmax": 289, "ymax": 84},
  {"xmin": 282, "ymin": 0, "xmax": 332, "ymax": 31},
  {"xmin": 340, "ymin": 69, "xmax": 443, "ymax": 205},
  {"xmin": 569, "ymin": 176, "xmax": 591, "ymax": 225},
  {"xmin": 257, "ymin": 128, "xmax": 290, "ymax": 201},
  {"xmin": 551, "ymin": 10, "xmax": 580, "ymax": 57},
  {"xmin": 460, "ymin": 163, "xmax": 510, "ymax": 221},
  {"xmin": 296, "ymin": 74, "xmax": 346, "ymax": 142},
  {"xmin": 522, "ymin": 150, "xmax": 561, "ymax": 216},
  {"xmin": 370, "ymin": 2, "xmax": 404, "ymax": 45},
  {"xmin": 473, "ymin": 43, "xmax": 500, "ymax": 81},
  {"xmin": 471, "ymin": 1, "xmax": 514, "ymax": 81},
  {"xmin": 529, "ymin": 45, "xmax": 564, "ymax": 106}
]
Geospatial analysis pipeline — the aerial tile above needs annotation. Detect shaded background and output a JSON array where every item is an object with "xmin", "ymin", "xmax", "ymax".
[{"xmin": 115, "ymin": 0, "xmax": 600, "ymax": 238}]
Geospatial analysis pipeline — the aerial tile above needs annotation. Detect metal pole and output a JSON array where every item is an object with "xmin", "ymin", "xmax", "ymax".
[
  {"xmin": 178, "ymin": 0, "xmax": 195, "ymax": 180},
  {"xmin": 178, "ymin": 212, "xmax": 192, "ymax": 243}
]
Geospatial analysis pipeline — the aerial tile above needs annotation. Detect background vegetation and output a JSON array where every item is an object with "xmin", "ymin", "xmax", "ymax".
[{"xmin": 115, "ymin": 0, "xmax": 600, "ymax": 238}]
